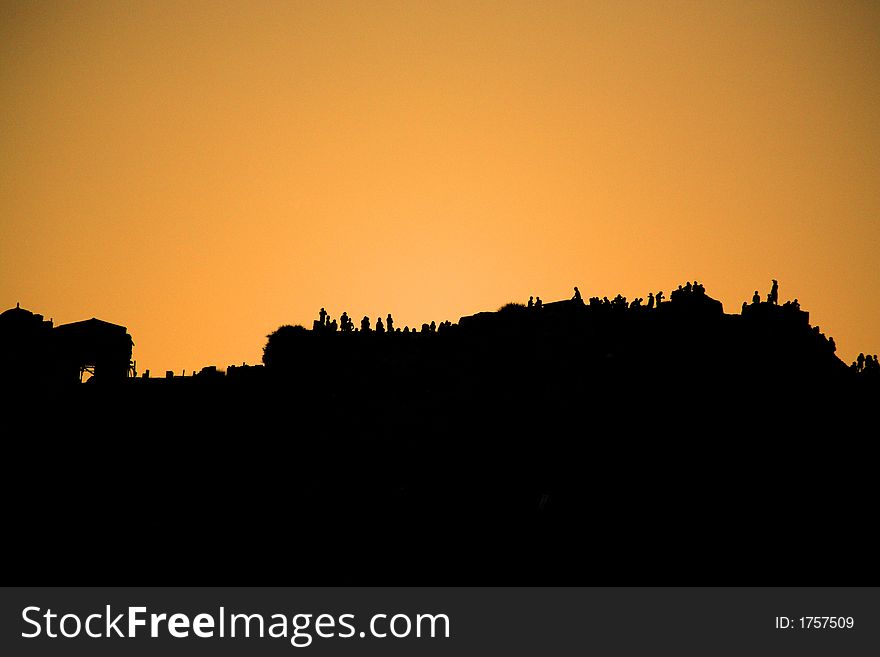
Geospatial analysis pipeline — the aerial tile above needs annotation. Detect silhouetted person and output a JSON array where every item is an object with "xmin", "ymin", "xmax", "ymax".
[
  {"xmin": 769, "ymin": 279, "xmax": 779, "ymax": 305},
  {"xmin": 340, "ymin": 311, "xmax": 351, "ymax": 332},
  {"xmin": 319, "ymin": 307, "xmax": 327, "ymax": 325},
  {"xmin": 535, "ymin": 297, "xmax": 542, "ymax": 309},
  {"xmin": 857, "ymin": 353, "xmax": 865, "ymax": 372},
  {"xmin": 647, "ymin": 292, "xmax": 654, "ymax": 309},
  {"xmin": 430, "ymin": 320, "xmax": 436, "ymax": 333},
  {"xmin": 387, "ymin": 313, "xmax": 394, "ymax": 332},
  {"xmin": 528, "ymin": 296, "xmax": 534, "ymax": 309},
  {"xmin": 376, "ymin": 317, "xmax": 385, "ymax": 333},
  {"xmin": 361, "ymin": 316, "xmax": 371, "ymax": 332},
  {"xmin": 573, "ymin": 286, "xmax": 582, "ymax": 302},
  {"xmin": 656, "ymin": 291, "xmax": 664, "ymax": 306},
  {"xmin": 752, "ymin": 290, "xmax": 760, "ymax": 305},
  {"xmin": 741, "ymin": 301, "xmax": 747, "ymax": 314}
]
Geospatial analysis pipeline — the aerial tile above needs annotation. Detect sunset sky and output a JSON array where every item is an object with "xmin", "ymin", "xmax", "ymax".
[{"xmin": 2, "ymin": 1, "xmax": 878, "ymax": 373}]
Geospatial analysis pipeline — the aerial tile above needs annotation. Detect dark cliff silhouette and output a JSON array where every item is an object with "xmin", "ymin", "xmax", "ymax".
[{"xmin": 3, "ymin": 280, "xmax": 877, "ymax": 584}]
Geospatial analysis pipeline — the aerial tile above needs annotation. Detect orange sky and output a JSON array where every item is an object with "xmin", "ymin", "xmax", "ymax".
[{"xmin": 2, "ymin": 1, "xmax": 878, "ymax": 373}]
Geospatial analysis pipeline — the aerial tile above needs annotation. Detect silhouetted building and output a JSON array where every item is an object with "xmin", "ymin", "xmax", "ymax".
[
  {"xmin": 1, "ymin": 305, "xmax": 135, "ymax": 385},
  {"xmin": 0, "ymin": 303, "xmax": 55, "ymax": 383},
  {"xmin": 54, "ymin": 318, "xmax": 134, "ymax": 383}
]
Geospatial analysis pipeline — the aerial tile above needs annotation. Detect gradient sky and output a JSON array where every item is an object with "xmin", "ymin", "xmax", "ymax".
[{"xmin": 2, "ymin": 1, "xmax": 878, "ymax": 374}]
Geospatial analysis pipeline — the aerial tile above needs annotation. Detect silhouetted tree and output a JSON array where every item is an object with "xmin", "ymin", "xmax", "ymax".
[
  {"xmin": 262, "ymin": 324, "xmax": 309, "ymax": 370},
  {"xmin": 498, "ymin": 302, "xmax": 527, "ymax": 314}
]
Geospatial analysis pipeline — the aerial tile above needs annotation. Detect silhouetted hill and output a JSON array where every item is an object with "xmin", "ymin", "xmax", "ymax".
[{"xmin": 3, "ymin": 285, "xmax": 877, "ymax": 584}]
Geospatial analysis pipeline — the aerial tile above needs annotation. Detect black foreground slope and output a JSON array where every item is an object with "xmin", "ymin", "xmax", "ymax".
[{"xmin": 6, "ymin": 293, "xmax": 878, "ymax": 583}]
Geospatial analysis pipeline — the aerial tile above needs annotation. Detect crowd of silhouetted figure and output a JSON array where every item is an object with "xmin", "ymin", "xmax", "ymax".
[
  {"xmin": 670, "ymin": 280, "xmax": 706, "ymax": 301},
  {"xmin": 638, "ymin": 281, "xmax": 832, "ymax": 377},
  {"xmin": 309, "ymin": 280, "xmax": 718, "ymax": 333},
  {"xmin": 576, "ymin": 282, "xmax": 701, "ymax": 311},
  {"xmin": 747, "ymin": 278, "xmax": 784, "ymax": 306},
  {"xmin": 853, "ymin": 352, "xmax": 879, "ymax": 376},
  {"xmin": 556, "ymin": 282, "xmax": 705, "ymax": 311},
  {"xmin": 287, "ymin": 280, "xmax": 873, "ymax": 374},
  {"xmin": 311, "ymin": 307, "xmax": 453, "ymax": 336},
  {"xmin": 738, "ymin": 280, "xmax": 838, "ymax": 356},
  {"xmin": 303, "ymin": 281, "xmax": 850, "ymax": 348}
]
